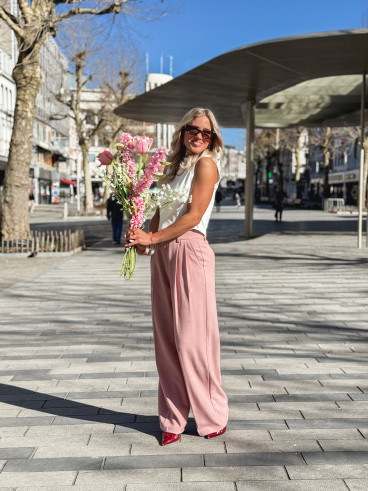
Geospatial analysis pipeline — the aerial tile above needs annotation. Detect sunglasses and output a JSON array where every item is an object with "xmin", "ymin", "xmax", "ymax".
[{"xmin": 184, "ymin": 125, "xmax": 215, "ymax": 141}]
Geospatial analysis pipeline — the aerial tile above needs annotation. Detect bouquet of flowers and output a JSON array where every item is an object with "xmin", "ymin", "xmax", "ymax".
[{"xmin": 98, "ymin": 133, "xmax": 185, "ymax": 279}]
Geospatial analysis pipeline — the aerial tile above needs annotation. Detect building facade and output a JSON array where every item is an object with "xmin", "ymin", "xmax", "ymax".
[
  {"xmin": 31, "ymin": 38, "xmax": 71, "ymax": 205},
  {"xmin": 0, "ymin": 0, "xmax": 16, "ymax": 186},
  {"xmin": 145, "ymin": 73, "xmax": 175, "ymax": 149},
  {"xmin": 0, "ymin": 8, "xmax": 74, "ymax": 206}
]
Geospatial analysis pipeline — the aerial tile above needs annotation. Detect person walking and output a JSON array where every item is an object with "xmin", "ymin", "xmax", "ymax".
[
  {"xmin": 125, "ymin": 108, "xmax": 228, "ymax": 446},
  {"xmin": 215, "ymin": 188, "xmax": 223, "ymax": 212},
  {"xmin": 274, "ymin": 187, "xmax": 284, "ymax": 222},
  {"xmin": 234, "ymin": 191, "xmax": 241, "ymax": 208},
  {"xmin": 107, "ymin": 195, "xmax": 124, "ymax": 244}
]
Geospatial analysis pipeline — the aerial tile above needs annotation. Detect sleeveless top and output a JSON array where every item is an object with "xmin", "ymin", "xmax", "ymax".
[{"xmin": 158, "ymin": 157, "xmax": 221, "ymax": 237}]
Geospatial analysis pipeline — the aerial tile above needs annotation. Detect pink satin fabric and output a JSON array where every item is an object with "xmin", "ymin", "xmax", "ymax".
[{"xmin": 151, "ymin": 230, "xmax": 228, "ymax": 436}]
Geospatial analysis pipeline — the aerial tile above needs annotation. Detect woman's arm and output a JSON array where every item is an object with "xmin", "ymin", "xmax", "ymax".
[
  {"xmin": 149, "ymin": 208, "xmax": 160, "ymax": 234},
  {"xmin": 126, "ymin": 157, "xmax": 218, "ymax": 248}
]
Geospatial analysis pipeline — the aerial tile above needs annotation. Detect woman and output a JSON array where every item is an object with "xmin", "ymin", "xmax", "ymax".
[{"xmin": 125, "ymin": 108, "xmax": 228, "ymax": 446}]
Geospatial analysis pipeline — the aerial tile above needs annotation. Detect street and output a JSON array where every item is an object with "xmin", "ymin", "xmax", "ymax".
[{"xmin": 0, "ymin": 206, "xmax": 368, "ymax": 489}]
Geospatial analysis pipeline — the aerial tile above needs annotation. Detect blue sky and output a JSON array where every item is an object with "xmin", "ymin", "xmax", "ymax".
[{"xmin": 124, "ymin": 0, "xmax": 368, "ymax": 148}]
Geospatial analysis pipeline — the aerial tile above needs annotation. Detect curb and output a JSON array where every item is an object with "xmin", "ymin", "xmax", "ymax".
[{"xmin": 0, "ymin": 246, "xmax": 83, "ymax": 258}]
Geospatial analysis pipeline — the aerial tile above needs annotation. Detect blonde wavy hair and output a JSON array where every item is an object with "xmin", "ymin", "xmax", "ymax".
[{"xmin": 161, "ymin": 107, "xmax": 224, "ymax": 183}]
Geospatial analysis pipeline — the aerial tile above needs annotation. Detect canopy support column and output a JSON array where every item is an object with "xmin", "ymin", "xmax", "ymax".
[
  {"xmin": 242, "ymin": 100, "xmax": 255, "ymax": 239},
  {"xmin": 358, "ymin": 72, "xmax": 366, "ymax": 248}
]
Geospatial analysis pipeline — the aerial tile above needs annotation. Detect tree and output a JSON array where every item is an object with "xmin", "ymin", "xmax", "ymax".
[
  {"xmin": 339, "ymin": 126, "xmax": 368, "ymax": 209},
  {"xmin": 0, "ymin": 0, "xmax": 165, "ymax": 239},
  {"xmin": 278, "ymin": 127, "xmax": 304, "ymax": 198},
  {"xmin": 62, "ymin": 50, "xmax": 137, "ymax": 212}
]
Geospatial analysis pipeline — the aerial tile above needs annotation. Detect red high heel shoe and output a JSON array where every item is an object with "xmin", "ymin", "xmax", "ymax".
[
  {"xmin": 206, "ymin": 426, "xmax": 227, "ymax": 439},
  {"xmin": 162, "ymin": 432, "xmax": 180, "ymax": 446}
]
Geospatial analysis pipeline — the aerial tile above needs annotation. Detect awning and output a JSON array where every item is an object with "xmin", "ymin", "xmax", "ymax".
[
  {"xmin": 115, "ymin": 29, "xmax": 368, "ymax": 128},
  {"xmin": 60, "ymin": 178, "xmax": 77, "ymax": 186}
]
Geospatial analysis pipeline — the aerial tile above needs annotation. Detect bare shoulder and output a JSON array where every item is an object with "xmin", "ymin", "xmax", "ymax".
[{"xmin": 195, "ymin": 157, "xmax": 217, "ymax": 175}]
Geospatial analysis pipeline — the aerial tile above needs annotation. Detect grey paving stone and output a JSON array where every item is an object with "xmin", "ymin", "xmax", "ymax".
[
  {"xmin": 302, "ymin": 451, "xmax": 368, "ymax": 465},
  {"xmin": 227, "ymin": 420, "xmax": 288, "ymax": 430},
  {"xmin": 274, "ymin": 393, "xmax": 351, "ymax": 402},
  {"xmin": 65, "ymin": 390, "xmax": 140, "ymax": 399},
  {"xmin": 0, "ymin": 471, "xmax": 77, "ymax": 486},
  {"xmin": 75, "ymin": 468, "xmax": 180, "ymax": 485},
  {"xmin": 345, "ymin": 479, "xmax": 368, "ymax": 490},
  {"xmin": 270, "ymin": 429, "xmax": 364, "ymax": 440},
  {"xmin": 227, "ymin": 394, "xmax": 274, "ymax": 403},
  {"xmin": 349, "ymin": 393, "xmax": 368, "ymax": 401},
  {"xmin": 3, "ymin": 457, "xmax": 103, "ymax": 472},
  {"xmin": 78, "ymin": 372, "xmax": 144, "ymax": 379},
  {"xmin": 286, "ymin": 464, "xmax": 368, "ymax": 480},
  {"xmin": 236, "ymin": 480, "xmax": 349, "ymax": 491},
  {"xmin": 263, "ymin": 374, "xmax": 333, "ymax": 380},
  {"xmin": 287, "ymin": 418, "xmax": 368, "ymax": 429},
  {"xmin": 139, "ymin": 390, "xmax": 157, "ymax": 397},
  {"xmin": 126, "ymin": 484, "xmax": 235, "ymax": 491},
  {"xmin": 204, "ymin": 452, "xmax": 304, "ymax": 467},
  {"xmin": 182, "ymin": 465, "xmax": 288, "ymax": 481},
  {"xmin": 11, "ymin": 374, "xmax": 78, "ymax": 381},
  {"xmin": 0, "ymin": 417, "xmax": 53, "ymax": 427},
  {"xmin": 225, "ymin": 440, "xmax": 320, "ymax": 453},
  {"xmin": 51, "ymin": 414, "xmax": 135, "ymax": 425},
  {"xmin": 105, "ymin": 454, "xmax": 203, "ymax": 470},
  {"xmin": 0, "ymin": 447, "xmax": 34, "ymax": 459}
]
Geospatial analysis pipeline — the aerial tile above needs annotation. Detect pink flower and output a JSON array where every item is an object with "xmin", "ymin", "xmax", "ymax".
[
  {"xmin": 97, "ymin": 149, "xmax": 113, "ymax": 166},
  {"xmin": 133, "ymin": 146, "xmax": 169, "ymax": 195},
  {"xmin": 130, "ymin": 196, "xmax": 145, "ymax": 229},
  {"xmin": 134, "ymin": 136, "xmax": 153, "ymax": 154}
]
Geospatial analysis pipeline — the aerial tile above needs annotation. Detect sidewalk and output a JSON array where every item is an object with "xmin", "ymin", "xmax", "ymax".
[{"xmin": 0, "ymin": 207, "xmax": 368, "ymax": 490}]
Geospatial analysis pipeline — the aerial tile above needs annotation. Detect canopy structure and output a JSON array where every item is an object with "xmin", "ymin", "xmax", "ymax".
[
  {"xmin": 115, "ymin": 29, "xmax": 368, "ymax": 245},
  {"xmin": 256, "ymin": 75, "xmax": 364, "ymax": 128}
]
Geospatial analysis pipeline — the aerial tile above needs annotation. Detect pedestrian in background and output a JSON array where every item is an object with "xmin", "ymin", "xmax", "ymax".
[
  {"xmin": 28, "ymin": 191, "xmax": 35, "ymax": 213},
  {"xmin": 274, "ymin": 187, "xmax": 284, "ymax": 222},
  {"xmin": 234, "ymin": 191, "xmax": 241, "ymax": 208},
  {"xmin": 107, "ymin": 195, "xmax": 124, "ymax": 244},
  {"xmin": 215, "ymin": 188, "xmax": 223, "ymax": 212},
  {"xmin": 125, "ymin": 107, "xmax": 228, "ymax": 446}
]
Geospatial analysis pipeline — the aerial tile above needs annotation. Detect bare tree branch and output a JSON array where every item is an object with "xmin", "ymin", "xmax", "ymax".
[
  {"xmin": 17, "ymin": 0, "xmax": 33, "ymax": 24},
  {"xmin": 0, "ymin": 6, "xmax": 23, "ymax": 37},
  {"xmin": 55, "ymin": 1, "xmax": 127, "ymax": 23}
]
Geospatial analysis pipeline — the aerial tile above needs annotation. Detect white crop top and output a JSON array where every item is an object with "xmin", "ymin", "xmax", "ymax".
[{"xmin": 158, "ymin": 157, "xmax": 221, "ymax": 236}]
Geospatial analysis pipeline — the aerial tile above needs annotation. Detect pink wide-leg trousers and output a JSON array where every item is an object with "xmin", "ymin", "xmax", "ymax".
[{"xmin": 150, "ymin": 230, "xmax": 228, "ymax": 436}]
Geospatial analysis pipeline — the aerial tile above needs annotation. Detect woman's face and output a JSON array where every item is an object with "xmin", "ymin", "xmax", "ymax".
[{"xmin": 183, "ymin": 115, "xmax": 213, "ymax": 155}]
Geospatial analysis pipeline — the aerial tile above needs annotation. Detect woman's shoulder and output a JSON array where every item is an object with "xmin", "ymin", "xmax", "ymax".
[{"xmin": 195, "ymin": 155, "xmax": 220, "ymax": 173}]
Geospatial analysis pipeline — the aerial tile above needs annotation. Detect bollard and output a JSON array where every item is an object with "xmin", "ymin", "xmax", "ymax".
[{"xmin": 63, "ymin": 202, "xmax": 68, "ymax": 220}]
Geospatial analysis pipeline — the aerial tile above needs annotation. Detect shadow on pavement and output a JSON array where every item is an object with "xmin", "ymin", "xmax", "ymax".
[{"xmin": 0, "ymin": 383, "xmax": 197, "ymax": 441}]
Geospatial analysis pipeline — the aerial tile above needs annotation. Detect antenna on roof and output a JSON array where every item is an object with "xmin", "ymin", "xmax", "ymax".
[
  {"xmin": 146, "ymin": 53, "xmax": 149, "ymax": 75},
  {"xmin": 169, "ymin": 55, "xmax": 173, "ymax": 77}
]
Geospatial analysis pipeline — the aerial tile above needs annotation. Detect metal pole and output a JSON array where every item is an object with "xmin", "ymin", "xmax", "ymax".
[
  {"xmin": 358, "ymin": 72, "xmax": 366, "ymax": 248},
  {"xmin": 244, "ymin": 100, "xmax": 255, "ymax": 239}
]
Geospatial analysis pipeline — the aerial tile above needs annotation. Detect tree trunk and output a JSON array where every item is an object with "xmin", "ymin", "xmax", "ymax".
[
  {"xmin": 0, "ymin": 51, "xmax": 41, "ymax": 240},
  {"xmin": 323, "ymin": 127, "xmax": 332, "ymax": 199},
  {"xmin": 294, "ymin": 133, "xmax": 302, "ymax": 199},
  {"xmin": 363, "ymin": 136, "xmax": 368, "ymax": 210},
  {"xmin": 81, "ymin": 145, "xmax": 94, "ymax": 214},
  {"xmin": 323, "ymin": 149, "xmax": 331, "ymax": 199}
]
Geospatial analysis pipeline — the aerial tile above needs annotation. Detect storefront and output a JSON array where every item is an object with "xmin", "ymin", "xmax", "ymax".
[{"xmin": 329, "ymin": 171, "xmax": 359, "ymax": 205}]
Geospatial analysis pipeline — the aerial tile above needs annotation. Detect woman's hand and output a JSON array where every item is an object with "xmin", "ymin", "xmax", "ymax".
[{"xmin": 125, "ymin": 228, "xmax": 153, "ymax": 250}]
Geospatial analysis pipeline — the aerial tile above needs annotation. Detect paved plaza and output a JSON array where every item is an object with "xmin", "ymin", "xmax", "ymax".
[{"xmin": 0, "ymin": 205, "xmax": 368, "ymax": 490}]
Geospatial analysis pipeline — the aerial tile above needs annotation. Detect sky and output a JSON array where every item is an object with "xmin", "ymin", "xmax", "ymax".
[{"xmin": 121, "ymin": 0, "xmax": 368, "ymax": 149}]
